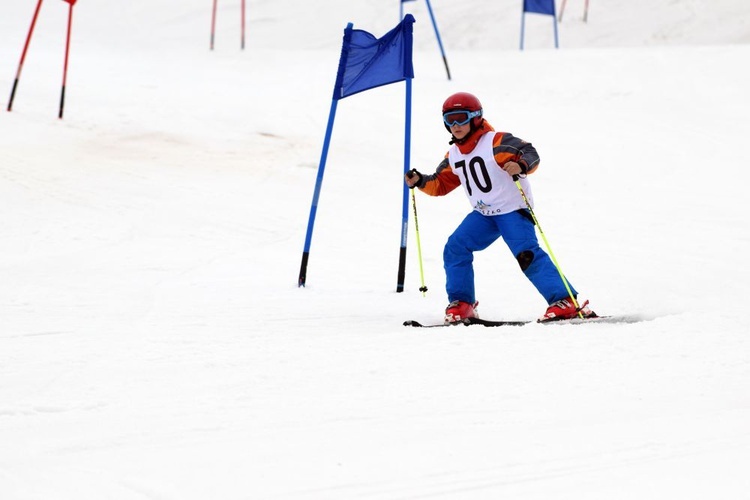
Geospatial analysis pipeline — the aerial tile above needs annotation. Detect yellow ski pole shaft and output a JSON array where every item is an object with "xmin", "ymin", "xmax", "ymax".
[
  {"xmin": 411, "ymin": 188, "xmax": 428, "ymax": 296},
  {"xmin": 513, "ymin": 175, "xmax": 582, "ymax": 318}
]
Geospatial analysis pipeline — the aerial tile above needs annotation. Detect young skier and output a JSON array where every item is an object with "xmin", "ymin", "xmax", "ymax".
[{"xmin": 405, "ymin": 92, "xmax": 596, "ymax": 323}]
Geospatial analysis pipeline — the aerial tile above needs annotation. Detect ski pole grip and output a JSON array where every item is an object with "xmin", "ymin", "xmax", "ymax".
[{"xmin": 512, "ymin": 174, "xmax": 520, "ymax": 182}]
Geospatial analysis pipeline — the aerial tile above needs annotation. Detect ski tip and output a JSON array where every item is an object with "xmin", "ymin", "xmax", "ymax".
[
  {"xmin": 536, "ymin": 314, "xmax": 647, "ymax": 325},
  {"xmin": 404, "ymin": 319, "xmax": 461, "ymax": 328}
]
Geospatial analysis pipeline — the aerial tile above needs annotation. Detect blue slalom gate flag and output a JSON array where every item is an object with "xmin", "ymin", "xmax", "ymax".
[
  {"xmin": 520, "ymin": 0, "xmax": 559, "ymax": 49},
  {"xmin": 333, "ymin": 14, "xmax": 415, "ymax": 100},
  {"xmin": 299, "ymin": 15, "xmax": 416, "ymax": 292},
  {"xmin": 523, "ymin": 0, "xmax": 555, "ymax": 15}
]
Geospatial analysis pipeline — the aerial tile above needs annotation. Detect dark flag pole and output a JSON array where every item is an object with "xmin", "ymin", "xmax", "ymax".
[
  {"xmin": 400, "ymin": 0, "xmax": 450, "ymax": 80},
  {"xmin": 59, "ymin": 0, "xmax": 76, "ymax": 119},
  {"xmin": 7, "ymin": 0, "xmax": 44, "ymax": 112},
  {"xmin": 396, "ymin": 77, "xmax": 413, "ymax": 292},
  {"xmin": 423, "ymin": 0, "xmax": 451, "ymax": 80}
]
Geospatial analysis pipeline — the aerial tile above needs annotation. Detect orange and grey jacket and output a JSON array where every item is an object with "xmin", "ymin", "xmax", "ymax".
[{"xmin": 416, "ymin": 120, "xmax": 540, "ymax": 197}]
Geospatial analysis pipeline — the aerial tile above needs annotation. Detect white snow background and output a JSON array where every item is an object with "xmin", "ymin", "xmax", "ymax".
[{"xmin": 2, "ymin": 0, "xmax": 750, "ymax": 498}]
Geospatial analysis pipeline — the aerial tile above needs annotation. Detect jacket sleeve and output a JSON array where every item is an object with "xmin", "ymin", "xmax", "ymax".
[
  {"xmin": 492, "ymin": 132, "xmax": 540, "ymax": 174},
  {"xmin": 417, "ymin": 154, "xmax": 462, "ymax": 196}
]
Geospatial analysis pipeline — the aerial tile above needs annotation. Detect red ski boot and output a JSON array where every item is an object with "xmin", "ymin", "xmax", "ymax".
[
  {"xmin": 445, "ymin": 300, "xmax": 478, "ymax": 324},
  {"xmin": 539, "ymin": 297, "xmax": 596, "ymax": 322}
]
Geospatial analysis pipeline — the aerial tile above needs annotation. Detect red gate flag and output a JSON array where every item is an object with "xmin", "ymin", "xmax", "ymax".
[
  {"xmin": 333, "ymin": 14, "xmax": 415, "ymax": 100},
  {"xmin": 62, "ymin": 0, "xmax": 77, "ymax": 5},
  {"xmin": 524, "ymin": 0, "xmax": 555, "ymax": 15}
]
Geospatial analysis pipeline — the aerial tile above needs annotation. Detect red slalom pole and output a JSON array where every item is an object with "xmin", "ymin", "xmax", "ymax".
[
  {"xmin": 59, "ymin": 0, "xmax": 76, "ymax": 119},
  {"xmin": 241, "ymin": 0, "xmax": 246, "ymax": 49},
  {"xmin": 7, "ymin": 0, "xmax": 44, "ymax": 112},
  {"xmin": 210, "ymin": 0, "xmax": 218, "ymax": 50}
]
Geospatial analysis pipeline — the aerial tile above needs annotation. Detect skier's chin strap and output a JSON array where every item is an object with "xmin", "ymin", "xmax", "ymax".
[
  {"xmin": 449, "ymin": 131, "xmax": 471, "ymax": 145},
  {"xmin": 448, "ymin": 120, "xmax": 487, "ymax": 146}
]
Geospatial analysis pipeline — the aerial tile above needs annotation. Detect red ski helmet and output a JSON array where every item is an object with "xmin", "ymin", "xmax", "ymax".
[{"xmin": 442, "ymin": 92, "xmax": 483, "ymax": 131}]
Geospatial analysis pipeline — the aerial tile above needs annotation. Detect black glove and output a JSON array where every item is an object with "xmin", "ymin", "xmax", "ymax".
[{"xmin": 405, "ymin": 169, "xmax": 423, "ymax": 189}]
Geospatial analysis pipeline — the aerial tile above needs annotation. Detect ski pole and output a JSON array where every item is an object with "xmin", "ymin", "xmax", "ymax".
[
  {"xmin": 411, "ymin": 187, "xmax": 428, "ymax": 296},
  {"xmin": 512, "ymin": 175, "xmax": 583, "ymax": 318}
]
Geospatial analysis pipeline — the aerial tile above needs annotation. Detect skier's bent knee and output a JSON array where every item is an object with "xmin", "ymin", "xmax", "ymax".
[{"xmin": 516, "ymin": 250, "xmax": 534, "ymax": 271}]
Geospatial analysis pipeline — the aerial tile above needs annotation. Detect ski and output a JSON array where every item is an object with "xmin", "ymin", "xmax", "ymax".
[
  {"xmin": 539, "ymin": 314, "xmax": 646, "ymax": 325},
  {"xmin": 403, "ymin": 318, "xmax": 529, "ymax": 328},
  {"xmin": 404, "ymin": 314, "xmax": 646, "ymax": 328}
]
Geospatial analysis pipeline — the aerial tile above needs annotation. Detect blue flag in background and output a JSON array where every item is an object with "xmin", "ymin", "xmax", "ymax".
[
  {"xmin": 523, "ymin": 0, "xmax": 555, "ymax": 16},
  {"xmin": 333, "ymin": 14, "xmax": 415, "ymax": 100}
]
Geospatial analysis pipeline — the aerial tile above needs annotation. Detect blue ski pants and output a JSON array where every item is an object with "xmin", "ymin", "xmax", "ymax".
[{"xmin": 444, "ymin": 210, "xmax": 576, "ymax": 305}]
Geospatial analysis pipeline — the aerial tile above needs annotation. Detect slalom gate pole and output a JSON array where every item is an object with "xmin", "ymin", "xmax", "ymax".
[
  {"xmin": 423, "ymin": 0, "xmax": 451, "ymax": 80},
  {"xmin": 512, "ymin": 175, "xmax": 583, "ymax": 318},
  {"xmin": 559, "ymin": 0, "xmax": 568, "ymax": 22},
  {"xmin": 396, "ymin": 77, "xmax": 413, "ymax": 292},
  {"xmin": 7, "ymin": 0, "xmax": 44, "ymax": 112},
  {"xmin": 298, "ymin": 99, "xmax": 339, "ymax": 287},
  {"xmin": 241, "ymin": 0, "xmax": 246, "ymax": 49},
  {"xmin": 59, "ymin": 0, "xmax": 76, "ymax": 119},
  {"xmin": 411, "ymin": 188, "xmax": 428, "ymax": 296},
  {"xmin": 584, "ymin": 0, "xmax": 590, "ymax": 22},
  {"xmin": 210, "ymin": 0, "xmax": 218, "ymax": 50},
  {"xmin": 552, "ymin": 5, "xmax": 559, "ymax": 49}
]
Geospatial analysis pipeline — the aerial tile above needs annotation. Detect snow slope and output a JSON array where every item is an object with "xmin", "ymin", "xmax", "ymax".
[{"xmin": 2, "ymin": 1, "xmax": 750, "ymax": 499}]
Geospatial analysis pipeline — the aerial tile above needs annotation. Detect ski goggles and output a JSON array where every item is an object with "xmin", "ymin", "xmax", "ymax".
[{"xmin": 443, "ymin": 109, "xmax": 481, "ymax": 127}]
